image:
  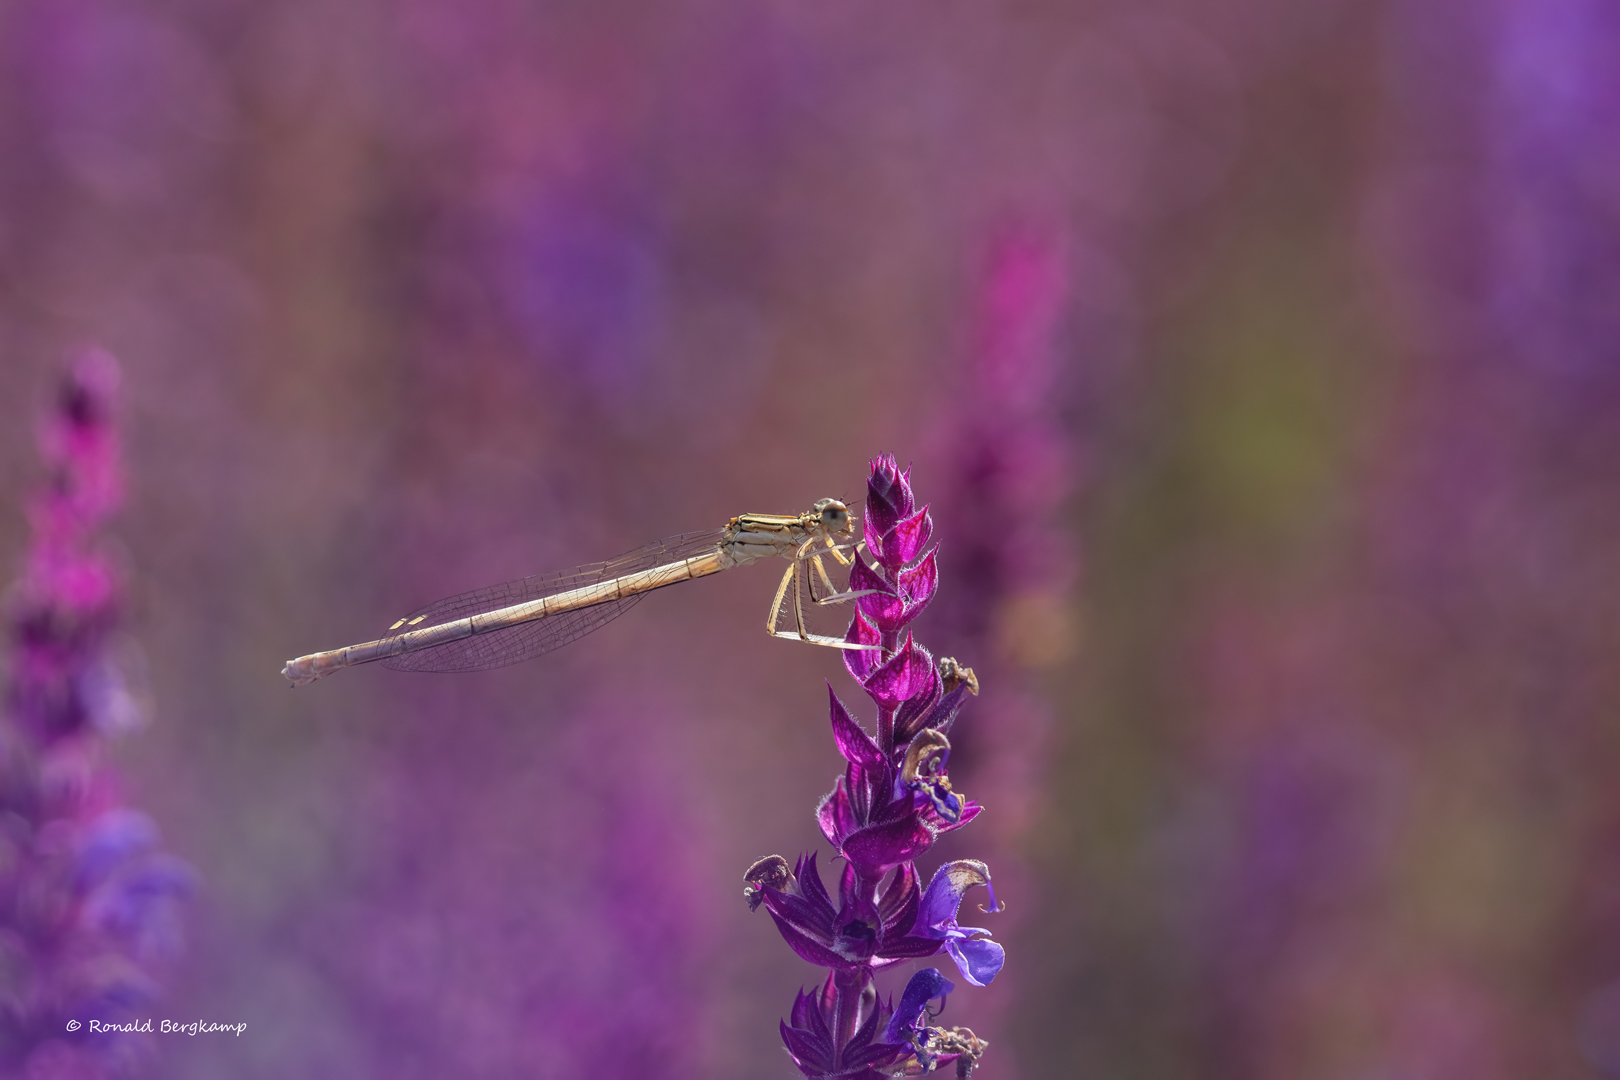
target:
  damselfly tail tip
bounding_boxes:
[282,656,322,687]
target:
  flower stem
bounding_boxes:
[877,628,900,754]
[832,967,868,1057]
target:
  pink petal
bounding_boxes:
[863,634,935,711]
[843,610,883,683]
[828,685,884,769]
[843,815,936,874]
[884,505,934,567]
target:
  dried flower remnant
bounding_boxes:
[0,351,193,1078]
[745,456,998,1078]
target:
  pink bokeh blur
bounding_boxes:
[2,0,1618,1076]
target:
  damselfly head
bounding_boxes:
[814,498,852,536]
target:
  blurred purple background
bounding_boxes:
[1,0,1618,1076]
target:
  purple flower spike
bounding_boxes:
[748,457,998,1073]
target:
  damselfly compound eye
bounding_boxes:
[815,498,850,534]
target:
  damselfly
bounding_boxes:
[281,498,875,685]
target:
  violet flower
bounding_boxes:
[915,861,1005,988]
[882,969,987,1076]
[745,455,1000,1078]
[0,351,193,1077]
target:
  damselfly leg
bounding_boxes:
[766,537,880,650]
[806,536,860,603]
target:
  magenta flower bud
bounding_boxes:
[863,454,915,538]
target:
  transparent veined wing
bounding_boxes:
[379,529,726,673]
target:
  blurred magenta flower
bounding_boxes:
[914,227,1075,1070]
[746,456,997,1078]
[0,351,193,1078]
